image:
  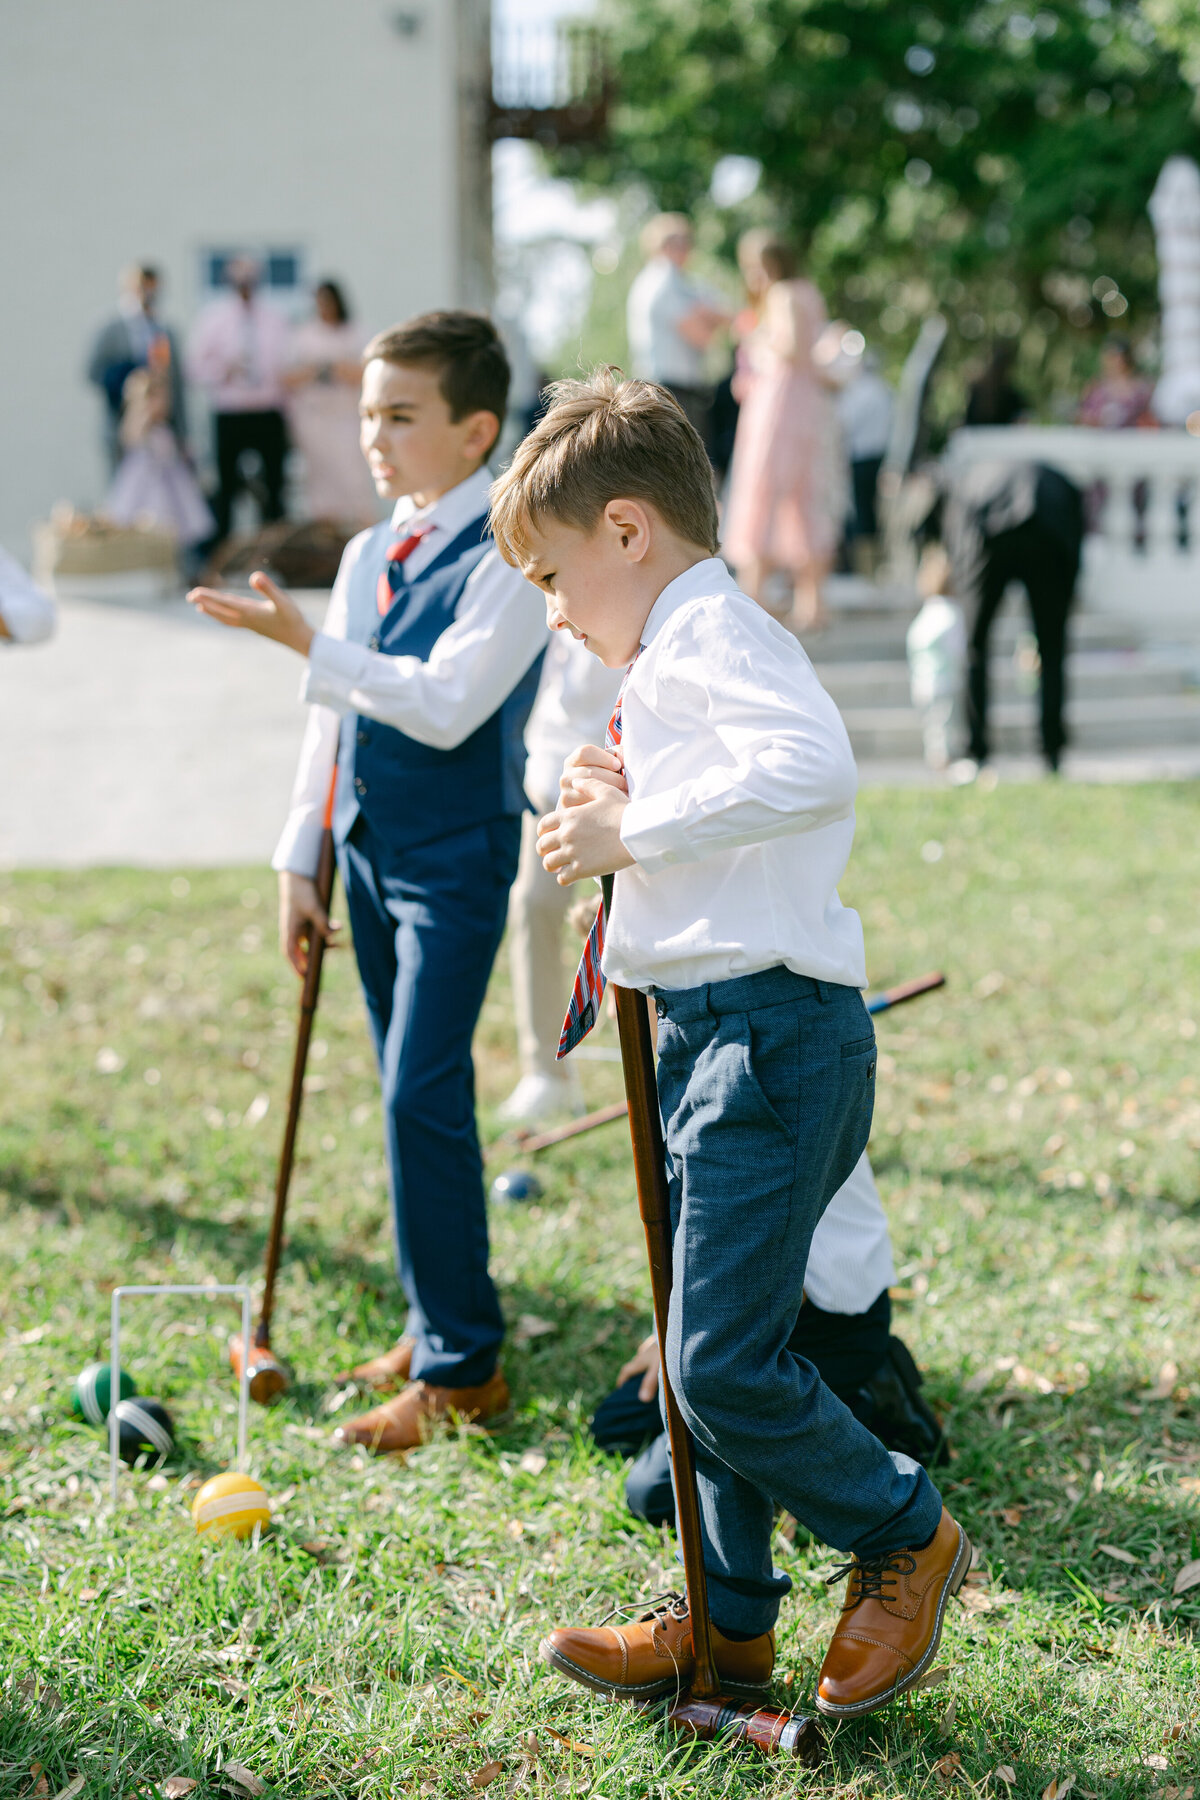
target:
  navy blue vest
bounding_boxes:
[333,513,544,852]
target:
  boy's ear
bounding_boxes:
[603,498,652,560]
[462,408,502,461]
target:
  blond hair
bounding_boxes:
[489,370,720,565]
[640,212,693,258]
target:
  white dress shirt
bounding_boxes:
[0,548,55,645]
[186,293,292,412]
[805,1152,896,1313]
[606,557,866,993]
[272,467,547,877]
[626,257,720,388]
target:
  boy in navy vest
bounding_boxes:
[190,312,547,1453]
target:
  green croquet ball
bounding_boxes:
[113,1397,175,1467]
[72,1361,136,1426]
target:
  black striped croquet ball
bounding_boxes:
[112,1397,175,1466]
[72,1361,136,1426]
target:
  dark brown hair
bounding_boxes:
[363,310,510,438]
[489,369,719,562]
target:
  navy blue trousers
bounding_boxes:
[338,812,521,1389]
[655,965,943,1634]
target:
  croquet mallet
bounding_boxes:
[609,935,824,1759]
[229,768,338,1403]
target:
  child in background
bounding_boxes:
[489,371,970,1720]
[105,347,214,556]
[906,543,966,772]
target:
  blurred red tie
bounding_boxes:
[376,525,432,617]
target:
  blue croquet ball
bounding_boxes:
[489,1168,543,1204]
[72,1361,137,1426]
[113,1397,175,1467]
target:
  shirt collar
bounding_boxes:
[640,556,733,647]
[391,464,493,541]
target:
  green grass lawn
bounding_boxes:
[1,782,1198,1799]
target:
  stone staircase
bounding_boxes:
[807,581,1200,765]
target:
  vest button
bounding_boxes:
[356,729,369,745]
[354,776,367,795]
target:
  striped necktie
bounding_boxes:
[556,652,640,1060]
[376,524,432,616]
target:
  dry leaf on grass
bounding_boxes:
[543,1727,596,1757]
[1042,1776,1075,1800]
[1152,1361,1180,1400]
[1001,1506,1026,1527]
[513,1315,556,1344]
[1172,1558,1200,1596]
[1144,1755,1171,1771]
[469,1763,503,1790]
[934,1752,961,1785]
[220,1765,265,1797]
[29,1775,49,1800]
[1098,1544,1139,1565]
[17,1678,64,1713]
[1165,1722,1188,1743]
[914,1664,950,1691]
[1101,1589,1127,1605]
[960,1587,994,1614]
[51,1778,85,1800]
[518,1448,547,1475]
[993,1769,1017,1787]
[160,1782,198,1798]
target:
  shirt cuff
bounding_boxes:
[619,790,697,875]
[300,631,369,710]
[271,811,324,878]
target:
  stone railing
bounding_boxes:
[944,425,1200,614]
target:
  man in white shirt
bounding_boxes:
[190,313,547,1456]
[490,371,969,1721]
[186,257,292,544]
[625,214,730,452]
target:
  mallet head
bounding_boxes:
[229,1331,289,1405]
[664,1693,823,1763]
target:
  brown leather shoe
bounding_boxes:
[338,1336,416,1391]
[815,1506,971,1718]
[331,1369,510,1455]
[541,1593,774,1702]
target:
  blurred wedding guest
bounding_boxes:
[0,547,55,645]
[87,264,185,471]
[964,341,1027,426]
[186,256,291,544]
[1077,335,1155,429]
[283,280,377,526]
[104,359,214,557]
[498,630,622,1125]
[837,346,893,566]
[722,231,845,632]
[626,213,731,451]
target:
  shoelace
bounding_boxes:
[597,1588,688,1629]
[826,1550,917,1607]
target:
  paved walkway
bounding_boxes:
[3,594,1196,869]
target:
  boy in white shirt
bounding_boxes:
[488,371,970,1720]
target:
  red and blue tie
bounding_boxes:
[557,654,639,1060]
[376,524,431,616]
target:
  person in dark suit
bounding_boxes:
[944,460,1085,773]
[87,265,186,469]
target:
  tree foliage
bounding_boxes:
[555,0,1200,410]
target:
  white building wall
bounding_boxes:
[0,0,491,558]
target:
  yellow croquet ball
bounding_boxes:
[191,1472,271,1540]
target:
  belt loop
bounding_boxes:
[815,979,830,1003]
[703,981,718,1020]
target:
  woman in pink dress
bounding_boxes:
[283,280,377,527]
[723,233,845,632]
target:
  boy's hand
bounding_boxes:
[188,571,314,657]
[278,871,340,977]
[536,779,634,886]
[559,742,627,800]
[617,1332,661,1404]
